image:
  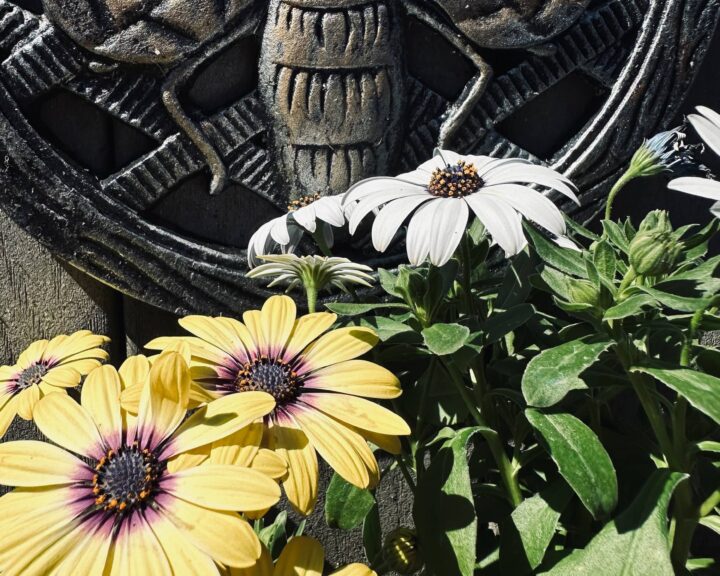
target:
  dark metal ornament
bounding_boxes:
[0,0,717,315]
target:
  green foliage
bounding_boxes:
[325,472,376,530]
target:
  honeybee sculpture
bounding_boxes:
[0,0,714,314]
[41,0,590,198]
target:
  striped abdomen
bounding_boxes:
[259,0,405,200]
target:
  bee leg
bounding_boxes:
[162,60,227,196]
[401,0,493,148]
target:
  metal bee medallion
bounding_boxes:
[0,0,717,314]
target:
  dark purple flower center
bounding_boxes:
[236,357,302,405]
[16,363,48,390]
[428,161,484,198]
[92,444,163,514]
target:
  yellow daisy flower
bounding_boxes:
[0,351,280,575]
[0,330,109,437]
[146,295,410,515]
[229,536,377,575]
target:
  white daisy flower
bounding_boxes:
[668,106,720,218]
[247,254,374,303]
[342,149,579,266]
[247,194,346,267]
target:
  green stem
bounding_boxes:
[444,359,523,508]
[304,281,317,314]
[395,454,416,494]
[461,232,475,314]
[604,170,635,221]
[618,266,638,296]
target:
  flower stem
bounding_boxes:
[604,170,635,221]
[443,359,523,508]
[461,232,475,314]
[304,281,318,314]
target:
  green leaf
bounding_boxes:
[414,427,480,576]
[541,470,687,576]
[602,220,630,253]
[696,440,720,454]
[498,251,535,308]
[639,287,713,313]
[526,224,588,278]
[593,239,617,281]
[500,481,572,574]
[632,366,720,425]
[325,302,409,316]
[526,410,618,519]
[257,511,288,559]
[539,266,572,300]
[603,293,657,320]
[482,304,536,345]
[325,473,376,530]
[358,316,418,342]
[522,336,613,407]
[699,515,720,537]
[422,323,471,356]
[363,502,383,566]
[378,268,401,298]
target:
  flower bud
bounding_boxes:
[383,528,423,574]
[567,279,601,307]
[629,211,681,276]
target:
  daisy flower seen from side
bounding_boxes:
[669,106,720,218]
[343,149,578,266]
[146,295,410,515]
[0,351,280,575]
[0,330,109,438]
[247,194,346,267]
[228,536,377,576]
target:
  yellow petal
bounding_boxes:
[59,355,108,376]
[120,382,143,414]
[164,392,275,458]
[16,340,48,369]
[167,445,211,474]
[0,395,18,439]
[146,508,220,575]
[106,512,173,576]
[15,384,40,420]
[260,295,296,356]
[189,382,219,407]
[146,336,229,365]
[242,310,267,356]
[302,394,410,436]
[81,365,122,451]
[271,422,318,515]
[283,312,337,362]
[331,564,377,576]
[274,536,324,576]
[354,427,402,455]
[166,464,280,512]
[250,448,288,479]
[300,328,378,373]
[137,351,191,450]
[214,316,259,359]
[40,366,82,389]
[290,407,375,489]
[305,360,401,399]
[161,496,261,568]
[0,440,89,486]
[179,316,244,355]
[210,421,264,467]
[45,331,109,364]
[52,518,113,576]
[33,393,105,459]
[118,355,151,388]
[227,544,273,576]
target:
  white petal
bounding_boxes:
[248,221,274,267]
[668,177,720,201]
[484,164,579,203]
[428,198,469,266]
[344,177,407,204]
[405,199,440,265]
[554,235,582,251]
[371,195,432,252]
[291,205,318,233]
[349,187,429,234]
[471,156,527,177]
[314,197,345,227]
[434,149,462,166]
[270,215,292,245]
[689,112,720,158]
[482,184,566,236]
[711,201,720,219]
[465,194,527,256]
